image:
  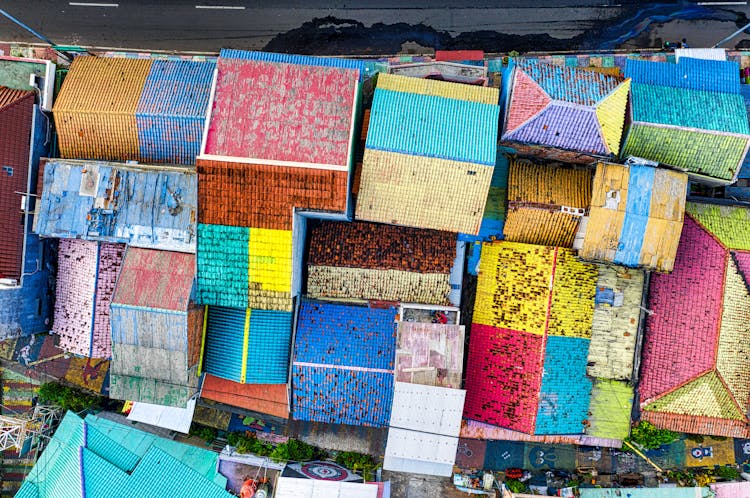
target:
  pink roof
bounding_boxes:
[463,324,544,434]
[640,217,726,401]
[112,248,195,312]
[733,250,750,287]
[205,59,358,166]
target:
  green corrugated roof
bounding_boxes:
[622,124,748,182]
[632,83,750,135]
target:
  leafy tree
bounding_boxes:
[627,421,678,449]
[37,382,102,413]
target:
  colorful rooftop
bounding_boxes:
[202,305,292,384]
[292,301,397,427]
[53,57,215,164]
[200,374,289,419]
[640,203,750,437]
[35,159,197,253]
[503,159,591,247]
[0,86,34,281]
[622,57,750,185]
[580,162,687,272]
[306,220,456,304]
[109,248,202,407]
[53,239,124,359]
[355,73,499,234]
[501,59,629,163]
[396,322,465,389]
[16,411,231,498]
[464,241,597,435]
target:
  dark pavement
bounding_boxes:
[1,1,750,54]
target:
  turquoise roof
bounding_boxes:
[631,82,749,134]
[17,412,231,498]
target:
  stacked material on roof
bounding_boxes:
[640,203,750,438]
[356,73,499,234]
[622,57,750,185]
[202,305,292,385]
[16,411,232,498]
[200,374,289,419]
[501,59,629,164]
[503,159,592,247]
[292,301,397,427]
[35,159,197,253]
[579,162,687,272]
[52,57,215,164]
[307,220,456,304]
[53,239,125,358]
[0,87,35,281]
[383,382,465,477]
[197,224,292,311]
[395,322,465,389]
[109,248,202,408]
[389,61,488,85]
[465,241,599,435]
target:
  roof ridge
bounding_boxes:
[714,368,749,423]
[0,86,34,113]
[640,366,716,407]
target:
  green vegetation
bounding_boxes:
[335,451,378,481]
[714,465,740,480]
[504,479,527,493]
[269,438,323,462]
[189,423,218,444]
[227,432,274,456]
[627,421,678,450]
[37,382,102,413]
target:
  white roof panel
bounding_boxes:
[674,48,726,62]
[274,478,379,498]
[389,382,465,437]
[383,427,458,476]
[127,398,196,433]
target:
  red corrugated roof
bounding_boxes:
[205,58,358,167]
[0,87,34,280]
[201,374,289,419]
[435,50,484,61]
[112,247,195,311]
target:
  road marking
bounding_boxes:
[68,2,119,6]
[195,5,246,9]
[698,1,747,5]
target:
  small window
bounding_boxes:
[2,166,12,177]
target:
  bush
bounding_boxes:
[189,423,217,444]
[714,466,740,480]
[227,432,273,456]
[627,421,678,450]
[335,451,378,480]
[504,479,527,493]
[37,382,102,413]
[269,438,320,462]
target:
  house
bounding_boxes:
[355,73,499,234]
[465,241,641,440]
[35,159,197,253]
[306,220,458,305]
[639,201,750,438]
[16,411,232,498]
[109,248,203,408]
[0,55,56,339]
[503,159,592,247]
[52,239,125,358]
[622,57,750,185]
[500,59,630,164]
[291,300,397,427]
[52,57,215,164]
[579,161,687,272]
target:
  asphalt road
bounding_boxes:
[1,1,749,54]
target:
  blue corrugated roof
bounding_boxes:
[292,365,394,427]
[366,88,499,166]
[246,309,293,384]
[294,301,397,370]
[631,82,749,134]
[516,59,621,106]
[35,160,197,252]
[625,57,741,94]
[204,305,246,383]
[535,336,592,435]
[219,49,368,79]
[613,164,654,267]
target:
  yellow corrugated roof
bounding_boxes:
[507,159,592,208]
[376,73,499,105]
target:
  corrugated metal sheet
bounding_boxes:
[35,159,197,252]
[91,242,126,358]
[113,248,194,311]
[135,60,216,164]
[389,382,464,436]
[580,487,708,498]
[203,306,246,383]
[366,89,498,166]
[0,87,34,281]
[376,73,496,104]
[625,56,739,93]
[205,58,358,166]
[200,374,289,418]
[396,323,464,389]
[274,478,379,498]
[111,307,188,350]
[219,49,367,79]
[383,428,457,477]
[516,59,623,106]
[435,50,484,61]
[586,380,634,441]
[355,150,493,234]
[109,372,198,408]
[197,158,348,230]
[53,57,152,161]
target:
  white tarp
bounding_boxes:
[127,398,196,433]
[674,48,726,62]
[383,382,466,476]
[274,477,379,498]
